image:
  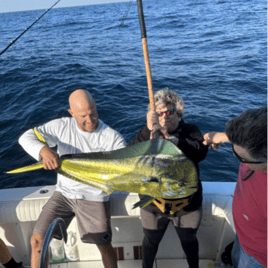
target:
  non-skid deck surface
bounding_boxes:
[49,260,150,268]
[47,259,219,268]
[157,259,215,268]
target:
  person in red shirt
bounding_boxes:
[203,107,267,268]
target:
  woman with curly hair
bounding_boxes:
[129,87,208,268]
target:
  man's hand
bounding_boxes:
[203,132,229,150]
[39,146,60,170]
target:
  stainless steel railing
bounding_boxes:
[39,218,67,268]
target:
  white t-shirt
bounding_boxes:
[19,117,126,201]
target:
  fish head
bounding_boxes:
[159,156,198,199]
[138,176,162,197]
[133,152,198,199]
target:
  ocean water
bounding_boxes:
[0,0,266,189]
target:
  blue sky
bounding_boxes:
[0,0,128,13]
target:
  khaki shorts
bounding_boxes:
[34,191,112,245]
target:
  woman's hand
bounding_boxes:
[149,123,179,145]
[147,110,159,131]
[203,132,229,150]
[147,110,178,145]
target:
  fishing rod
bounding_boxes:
[136,0,160,138]
[136,0,155,111]
[0,0,61,57]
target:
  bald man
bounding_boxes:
[19,89,126,268]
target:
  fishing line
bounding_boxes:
[0,0,61,57]
[119,0,134,27]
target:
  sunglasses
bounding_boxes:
[232,145,264,164]
[157,109,175,117]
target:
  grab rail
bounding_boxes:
[39,218,67,268]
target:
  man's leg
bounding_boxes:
[30,192,75,268]
[0,238,12,265]
[231,236,240,268]
[231,236,266,268]
[97,243,118,268]
[76,200,115,267]
[30,233,47,268]
[0,238,25,268]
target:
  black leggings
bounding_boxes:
[142,226,199,268]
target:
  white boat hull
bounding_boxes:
[0,181,236,267]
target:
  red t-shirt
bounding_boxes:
[232,163,267,266]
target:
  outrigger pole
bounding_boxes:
[0,0,61,56]
[136,0,160,138]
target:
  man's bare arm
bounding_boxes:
[203,132,230,150]
[39,146,60,170]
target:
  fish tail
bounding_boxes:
[6,162,44,174]
[7,129,47,174]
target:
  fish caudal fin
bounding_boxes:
[132,196,155,210]
[6,162,44,174]
[7,129,47,174]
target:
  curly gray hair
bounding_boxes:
[225,107,267,161]
[148,87,184,118]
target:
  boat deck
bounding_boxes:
[46,259,230,268]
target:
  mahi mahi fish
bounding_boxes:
[7,130,198,208]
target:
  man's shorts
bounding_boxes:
[34,191,112,245]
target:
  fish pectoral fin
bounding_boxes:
[6,161,44,174]
[132,196,155,210]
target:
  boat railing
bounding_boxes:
[39,217,67,268]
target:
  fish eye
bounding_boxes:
[149,177,159,183]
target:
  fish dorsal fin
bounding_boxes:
[33,128,47,144]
